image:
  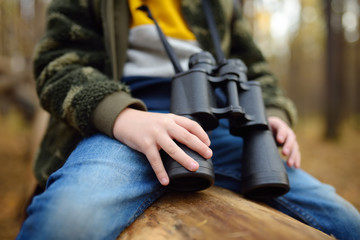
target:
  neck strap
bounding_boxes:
[137,5,184,73]
[202,0,226,64]
[138,1,226,72]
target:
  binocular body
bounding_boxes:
[161,51,290,199]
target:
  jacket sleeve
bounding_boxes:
[33,0,146,137]
[229,5,298,127]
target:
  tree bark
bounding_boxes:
[324,0,345,139]
[118,187,335,240]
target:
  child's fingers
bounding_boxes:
[286,142,301,168]
[168,123,213,160]
[174,115,211,146]
[268,117,301,168]
[268,117,287,145]
[157,134,200,171]
[145,147,170,186]
[282,131,296,156]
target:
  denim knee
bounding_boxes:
[265,167,360,240]
[27,187,116,239]
[17,134,165,240]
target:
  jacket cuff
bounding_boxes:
[266,108,292,127]
[92,91,147,137]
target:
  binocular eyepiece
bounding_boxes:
[162,51,290,199]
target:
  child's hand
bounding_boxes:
[113,108,213,186]
[268,117,301,168]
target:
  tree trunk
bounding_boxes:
[324,0,345,139]
[118,187,334,240]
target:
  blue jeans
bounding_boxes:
[17,120,360,240]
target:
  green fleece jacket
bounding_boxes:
[33,0,297,188]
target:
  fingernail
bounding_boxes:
[190,162,199,171]
[160,177,169,186]
[206,149,213,158]
[283,147,289,155]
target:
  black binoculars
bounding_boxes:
[161,51,290,199]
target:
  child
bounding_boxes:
[17,1,360,239]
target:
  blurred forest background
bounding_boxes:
[0,0,359,239]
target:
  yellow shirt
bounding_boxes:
[124,0,202,77]
[128,0,196,40]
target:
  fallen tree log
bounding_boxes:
[118,186,334,240]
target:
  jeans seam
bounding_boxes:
[127,187,166,227]
[273,197,325,232]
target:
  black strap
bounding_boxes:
[138,5,184,74]
[138,2,226,73]
[202,0,226,64]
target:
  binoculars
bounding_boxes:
[161,51,290,199]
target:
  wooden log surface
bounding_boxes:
[118,186,334,240]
